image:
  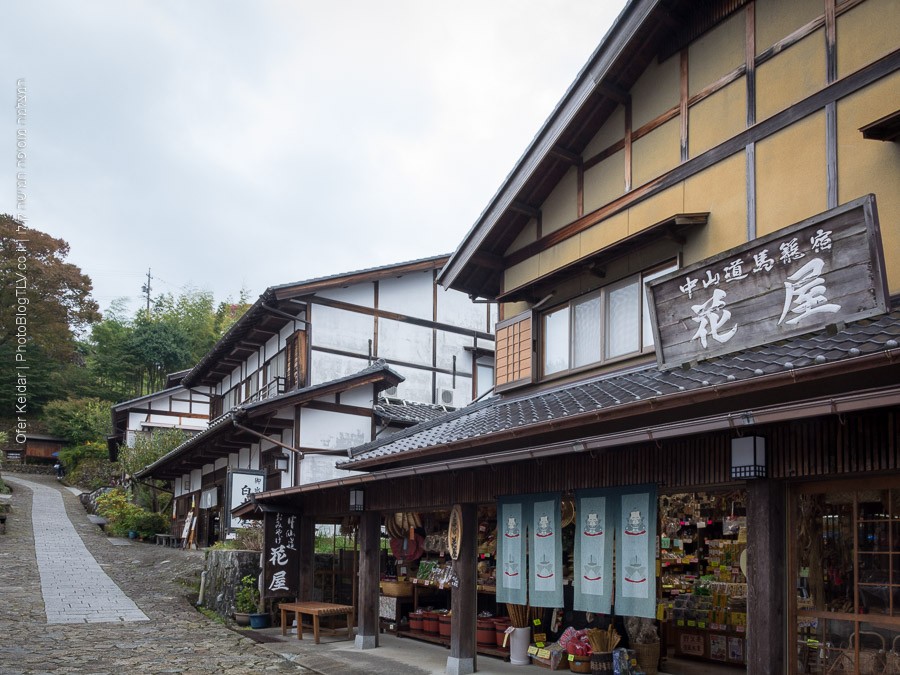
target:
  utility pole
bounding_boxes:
[141,268,152,314]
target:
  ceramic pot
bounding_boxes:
[234,612,251,627]
[249,613,271,629]
[509,626,531,666]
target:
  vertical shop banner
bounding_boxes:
[497,498,528,606]
[615,486,658,618]
[529,493,563,608]
[263,511,299,599]
[573,491,616,614]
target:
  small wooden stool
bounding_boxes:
[279,601,355,644]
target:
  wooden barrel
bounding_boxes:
[438,613,452,637]
[423,611,439,634]
[476,618,495,646]
[494,619,511,649]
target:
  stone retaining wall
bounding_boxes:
[202,549,262,619]
[1,464,55,476]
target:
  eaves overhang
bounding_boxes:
[135,360,404,480]
[437,0,658,298]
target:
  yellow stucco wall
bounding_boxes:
[837,71,900,294]
[584,150,626,214]
[689,78,748,158]
[505,217,539,256]
[583,105,625,160]
[628,185,685,235]
[837,0,898,79]
[633,118,681,187]
[504,256,540,294]
[689,11,745,97]
[580,211,629,259]
[540,236,582,278]
[756,111,827,236]
[683,152,748,265]
[631,53,680,129]
[756,29,826,122]
[755,0,823,54]
[541,166,579,235]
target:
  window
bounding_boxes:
[541,261,677,376]
[791,480,900,674]
[495,313,532,390]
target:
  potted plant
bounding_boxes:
[234,574,271,629]
[234,574,259,627]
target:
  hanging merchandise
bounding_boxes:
[530,493,563,608]
[573,490,615,615]
[497,497,528,605]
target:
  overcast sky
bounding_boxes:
[2,1,627,315]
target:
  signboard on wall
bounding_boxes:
[647,195,888,370]
[263,511,299,599]
[225,469,265,531]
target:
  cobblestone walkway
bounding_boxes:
[6,476,148,624]
[0,473,309,674]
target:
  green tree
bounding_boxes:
[0,216,101,417]
[42,397,111,445]
[119,427,187,512]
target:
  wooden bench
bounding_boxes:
[280,601,355,644]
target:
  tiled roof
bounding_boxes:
[135,360,402,479]
[374,398,456,426]
[341,300,900,467]
[269,254,450,294]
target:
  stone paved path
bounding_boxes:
[7,476,148,624]
[0,473,309,674]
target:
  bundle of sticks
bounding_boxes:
[506,603,529,628]
[586,625,621,653]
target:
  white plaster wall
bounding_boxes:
[310,304,373,353]
[298,454,362,485]
[389,365,433,403]
[202,463,214,475]
[316,283,375,308]
[190,469,202,492]
[437,288,491,331]
[435,330,474,371]
[299,408,371,450]
[341,385,373,408]
[377,318,433,366]
[378,273,434,321]
[310,351,370,387]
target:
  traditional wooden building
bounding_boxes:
[135,256,496,547]
[247,0,899,673]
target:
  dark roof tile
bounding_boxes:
[340,300,900,468]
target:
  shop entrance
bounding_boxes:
[790,477,900,675]
[658,490,748,674]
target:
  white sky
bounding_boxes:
[2,1,627,314]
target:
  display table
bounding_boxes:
[279,601,355,644]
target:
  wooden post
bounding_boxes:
[746,479,786,673]
[298,515,316,601]
[447,503,477,675]
[355,510,381,649]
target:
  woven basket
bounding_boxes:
[633,641,660,675]
[380,580,413,597]
[569,658,591,673]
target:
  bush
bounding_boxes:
[132,510,169,538]
[94,487,163,537]
[58,441,109,474]
[234,574,260,614]
[67,457,121,491]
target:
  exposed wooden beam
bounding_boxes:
[509,201,541,219]
[549,145,582,165]
[596,81,629,104]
